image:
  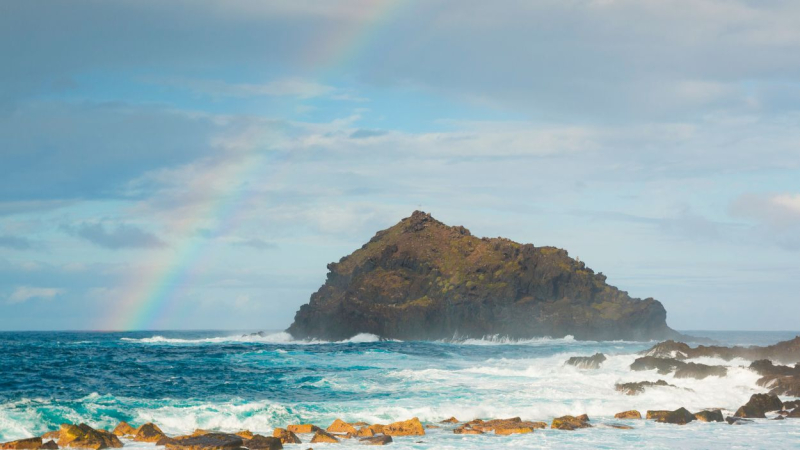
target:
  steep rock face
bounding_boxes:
[288,211,679,341]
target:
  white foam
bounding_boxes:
[119,332,387,345]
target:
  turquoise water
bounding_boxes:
[1,330,798,449]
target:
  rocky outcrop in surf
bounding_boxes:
[642,337,800,364]
[288,211,681,341]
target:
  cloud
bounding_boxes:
[730,193,800,229]
[0,235,33,250]
[150,77,339,99]
[231,238,278,250]
[7,286,62,304]
[63,222,166,249]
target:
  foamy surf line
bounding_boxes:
[119,332,385,345]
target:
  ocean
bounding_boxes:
[1,330,798,449]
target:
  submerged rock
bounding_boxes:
[725,416,752,425]
[565,353,607,369]
[164,433,243,450]
[734,393,783,418]
[614,410,641,419]
[693,410,724,422]
[359,435,392,446]
[383,418,425,436]
[551,415,591,430]
[1,438,43,449]
[242,435,282,450]
[287,211,680,341]
[615,379,675,395]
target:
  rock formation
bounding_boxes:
[288,211,680,341]
[642,337,800,364]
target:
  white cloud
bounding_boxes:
[150,77,347,100]
[731,193,800,228]
[7,286,62,304]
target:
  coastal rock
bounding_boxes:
[286,425,319,434]
[468,418,544,434]
[606,424,633,429]
[287,211,680,341]
[656,408,695,425]
[693,410,724,422]
[565,353,607,369]
[1,438,42,449]
[725,417,752,425]
[134,423,166,443]
[440,417,459,424]
[235,431,254,440]
[353,428,374,438]
[734,393,783,418]
[614,410,641,419]
[494,427,533,435]
[367,425,385,435]
[40,434,59,442]
[788,408,800,418]
[40,442,57,450]
[383,418,424,436]
[750,360,800,397]
[241,435,282,450]
[551,415,591,430]
[615,380,675,395]
[630,357,726,379]
[645,411,670,421]
[57,424,123,450]
[453,426,482,435]
[642,337,800,364]
[326,419,357,434]
[783,400,800,410]
[309,431,338,444]
[271,429,300,444]
[111,422,136,438]
[164,433,243,450]
[359,435,392,445]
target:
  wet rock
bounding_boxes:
[772,416,785,420]
[750,360,800,397]
[424,425,439,429]
[630,357,726,379]
[783,400,800,410]
[40,434,59,442]
[235,431,254,440]
[309,431,338,444]
[165,433,244,450]
[353,428,373,438]
[359,436,392,446]
[646,411,670,421]
[40,442,57,450]
[642,336,800,364]
[383,418,425,436]
[111,422,136,438]
[242,435,282,450]
[494,427,533,435]
[565,353,607,369]
[615,380,675,396]
[614,410,641,419]
[57,424,123,450]
[453,426,482,435]
[326,419,356,434]
[1,438,43,449]
[551,415,591,430]
[440,417,459,424]
[286,425,319,434]
[693,410,723,422]
[576,414,589,422]
[287,211,681,342]
[272,429,300,445]
[367,425,385,435]
[787,408,800,418]
[134,423,167,443]
[656,407,695,425]
[606,424,633,429]
[725,416,752,425]
[734,393,783,418]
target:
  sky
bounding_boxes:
[1,0,799,332]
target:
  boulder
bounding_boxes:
[359,436,392,446]
[453,426,482,435]
[734,393,783,418]
[134,423,166,443]
[235,431,254,440]
[646,411,670,420]
[353,428,373,438]
[606,424,633,429]
[383,418,424,436]
[57,424,123,450]
[326,419,356,434]
[367,425,385,435]
[551,416,591,430]
[440,417,459,424]
[494,427,533,435]
[693,410,723,422]
[1,438,43,449]
[286,425,319,434]
[783,400,800,410]
[656,407,695,425]
[241,435,282,450]
[614,410,641,419]
[725,416,752,425]
[565,353,607,369]
[111,422,136,438]
[40,442,57,450]
[641,340,692,360]
[164,433,244,450]
[787,408,800,418]
[615,380,675,396]
[271,429,300,445]
[309,431,338,444]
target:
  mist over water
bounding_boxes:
[1,330,798,449]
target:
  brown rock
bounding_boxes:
[494,427,533,435]
[326,419,356,434]
[271,429,300,445]
[359,436,392,446]
[734,393,783,418]
[565,353,606,370]
[165,433,243,450]
[40,433,59,441]
[453,426,482,435]
[551,416,591,430]
[242,435,282,450]
[40,442,58,450]
[383,418,425,436]
[656,407,695,425]
[286,425,319,434]
[646,411,670,420]
[112,422,136,438]
[440,417,459,424]
[614,410,641,419]
[693,410,724,422]
[367,424,384,435]
[134,423,166,443]
[235,431,254,440]
[615,380,676,396]
[309,431,338,444]
[607,424,633,430]
[787,408,800,418]
[1,438,42,449]
[353,428,373,438]
[58,424,123,450]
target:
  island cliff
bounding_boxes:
[288,211,681,341]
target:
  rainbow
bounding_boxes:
[105,1,411,331]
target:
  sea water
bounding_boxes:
[1,330,799,449]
